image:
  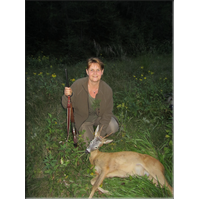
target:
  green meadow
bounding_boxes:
[25,52,173,197]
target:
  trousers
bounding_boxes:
[78,117,119,145]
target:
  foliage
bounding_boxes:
[26,1,172,60]
[25,53,173,197]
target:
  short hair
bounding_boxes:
[87,57,104,70]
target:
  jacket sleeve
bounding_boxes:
[61,94,68,109]
[99,89,113,133]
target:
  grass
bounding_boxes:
[25,52,173,198]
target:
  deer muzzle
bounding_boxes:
[85,149,91,154]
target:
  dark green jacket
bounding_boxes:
[62,77,118,133]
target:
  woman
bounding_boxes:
[62,57,119,145]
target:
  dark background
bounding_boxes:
[26,1,173,61]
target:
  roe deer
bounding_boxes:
[85,125,173,198]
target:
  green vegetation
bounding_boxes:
[25,52,173,197]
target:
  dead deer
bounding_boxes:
[85,125,173,198]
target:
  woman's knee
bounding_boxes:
[107,117,119,134]
[79,122,94,144]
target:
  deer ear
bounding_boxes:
[103,139,113,144]
[94,125,100,137]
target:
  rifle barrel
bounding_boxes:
[65,69,69,87]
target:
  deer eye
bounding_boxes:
[94,146,98,149]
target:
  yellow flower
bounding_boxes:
[148,70,150,73]
[141,74,143,76]
[100,184,103,188]
[71,78,75,82]
[151,72,154,75]
[144,77,146,79]
[90,173,94,176]
[50,65,53,68]
[165,135,170,138]
[140,66,144,69]
[33,73,36,75]
[38,72,43,75]
[165,77,167,80]
[139,79,142,81]
[55,122,57,124]
[117,104,121,108]
[62,83,65,87]
[133,75,136,78]
[52,73,56,78]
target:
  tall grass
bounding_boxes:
[25,51,173,197]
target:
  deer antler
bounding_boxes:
[99,125,104,134]
[98,125,113,139]
[102,132,114,139]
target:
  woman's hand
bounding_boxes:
[64,87,73,96]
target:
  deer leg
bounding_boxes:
[97,187,110,194]
[135,164,173,195]
[90,174,110,194]
[90,175,98,186]
[148,170,173,195]
[89,171,107,198]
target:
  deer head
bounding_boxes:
[85,125,113,154]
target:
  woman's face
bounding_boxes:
[86,63,104,83]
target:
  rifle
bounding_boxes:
[65,69,78,147]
